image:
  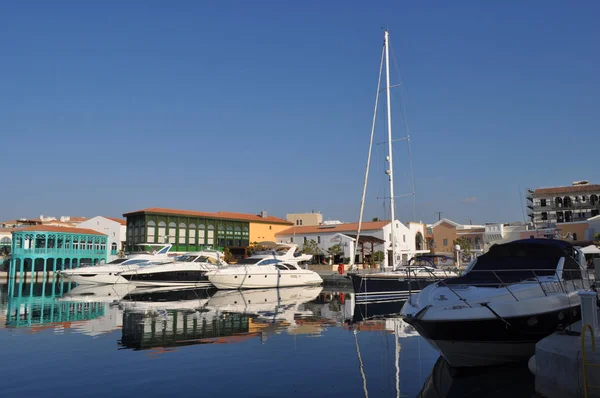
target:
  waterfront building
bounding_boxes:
[426,218,485,259]
[122,207,292,253]
[9,225,108,280]
[76,216,127,262]
[275,220,428,267]
[526,180,600,227]
[286,212,323,227]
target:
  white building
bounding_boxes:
[77,216,127,262]
[275,220,428,267]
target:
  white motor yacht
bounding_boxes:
[58,244,174,285]
[400,239,590,367]
[206,259,323,290]
[249,242,313,265]
[118,250,227,287]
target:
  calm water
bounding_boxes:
[0,282,535,397]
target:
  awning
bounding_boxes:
[581,245,600,254]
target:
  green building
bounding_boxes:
[123,207,292,253]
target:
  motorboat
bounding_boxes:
[248,242,313,265]
[205,260,323,289]
[57,244,174,285]
[118,250,227,287]
[401,239,590,367]
[349,254,456,303]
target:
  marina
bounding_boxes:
[1,3,599,397]
[0,281,536,398]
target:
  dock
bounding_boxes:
[535,308,600,397]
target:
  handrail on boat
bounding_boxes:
[405,267,588,307]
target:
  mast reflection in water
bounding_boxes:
[0,282,534,397]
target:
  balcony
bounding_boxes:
[12,248,107,257]
[530,202,600,211]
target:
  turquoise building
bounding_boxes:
[9,225,108,281]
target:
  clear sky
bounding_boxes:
[1,1,598,225]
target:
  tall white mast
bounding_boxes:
[384,30,396,270]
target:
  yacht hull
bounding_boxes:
[404,305,581,367]
[349,273,436,302]
[122,270,213,288]
[59,271,129,285]
[208,273,323,290]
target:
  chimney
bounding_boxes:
[261,210,267,218]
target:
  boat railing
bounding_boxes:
[407,267,588,307]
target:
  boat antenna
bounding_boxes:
[353,42,385,270]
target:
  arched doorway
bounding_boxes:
[555,197,563,208]
[415,232,424,251]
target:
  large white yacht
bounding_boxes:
[118,250,227,287]
[58,244,174,285]
[206,259,323,289]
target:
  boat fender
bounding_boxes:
[339,292,345,304]
[528,355,536,375]
[338,264,344,275]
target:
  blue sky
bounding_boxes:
[1,1,598,225]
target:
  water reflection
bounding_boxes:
[0,282,535,397]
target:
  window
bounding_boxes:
[317,236,321,244]
[269,225,272,230]
[573,233,578,241]
[299,220,303,226]
[207,224,214,245]
[189,224,196,244]
[557,211,564,223]
[555,197,563,208]
[540,199,547,207]
[443,238,448,247]
[110,242,118,255]
[147,221,156,243]
[592,209,599,217]
[541,212,548,221]
[179,223,187,244]
[290,237,294,243]
[403,235,406,243]
[582,196,587,202]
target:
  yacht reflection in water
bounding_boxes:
[118,286,325,351]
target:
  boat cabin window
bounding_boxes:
[284,263,298,270]
[121,259,151,265]
[236,258,262,265]
[108,258,129,264]
[258,259,280,265]
[275,263,290,270]
[194,256,218,264]
[177,255,198,262]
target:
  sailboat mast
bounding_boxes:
[384,30,396,270]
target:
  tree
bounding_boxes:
[372,217,380,222]
[302,239,321,255]
[0,246,10,256]
[594,233,600,244]
[373,251,385,263]
[327,244,344,260]
[223,247,234,263]
[453,237,472,259]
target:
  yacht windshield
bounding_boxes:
[177,255,198,262]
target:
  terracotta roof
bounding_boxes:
[12,225,107,236]
[534,184,600,196]
[68,217,88,222]
[104,217,126,225]
[123,207,292,225]
[276,221,390,236]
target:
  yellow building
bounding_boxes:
[285,212,323,227]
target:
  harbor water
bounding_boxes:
[0,282,536,397]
